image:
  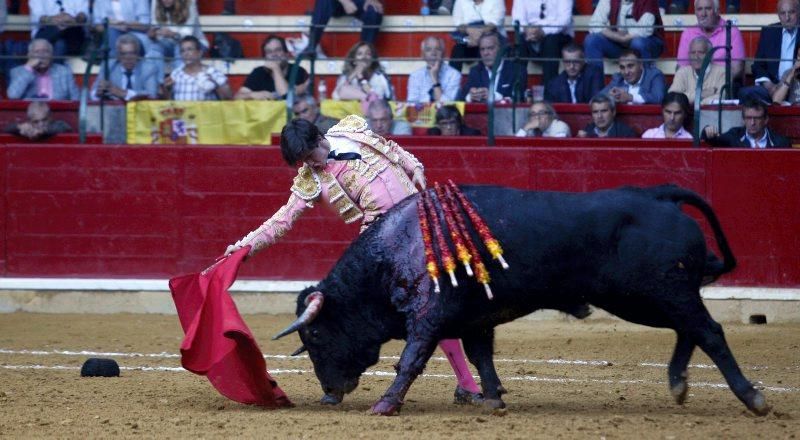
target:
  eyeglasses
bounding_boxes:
[529,111,552,118]
[437,119,458,127]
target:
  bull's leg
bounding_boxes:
[371,338,438,416]
[461,329,506,410]
[681,304,770,416]
[668,333,695,404]
[438,339,483,405]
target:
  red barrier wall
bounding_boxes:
[1,142,799,288]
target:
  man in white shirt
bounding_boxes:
[406,36,462,103]
[91,0,151,57]
[448,0,506,72]
[29,0,89,56]
[515,100,571,137]
[511,0,574,85]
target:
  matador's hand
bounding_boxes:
[412,168,426,191]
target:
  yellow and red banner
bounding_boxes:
[126,101,287,145]
[320,101,466,128]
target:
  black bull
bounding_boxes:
[274,184,769,416]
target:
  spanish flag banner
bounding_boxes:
[320,101,466,128]
[126,101,287,145]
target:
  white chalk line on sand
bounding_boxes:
[1,364,797,393]
[2,348,791,373]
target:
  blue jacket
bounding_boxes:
[7,63,80,100]
[751,23,800,84]
[457,60,527,101]
[544,65,605,103]
[90,59,161,100]
[598,66,666,104]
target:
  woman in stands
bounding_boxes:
[770,60,800,105]
[148,0,208,78]
[332,41,394,103]
[426,105,481,136]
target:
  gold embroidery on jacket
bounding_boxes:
[291,165,321,201]
[321,169,364,224]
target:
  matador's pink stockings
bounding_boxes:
[438,339,480,393]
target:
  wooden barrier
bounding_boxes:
[1,142,798,288]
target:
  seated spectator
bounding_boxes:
[426,104,481,135]
[91,33,160,101]
[92,0,152,57]
[660,0,688,14]
[512,0,574,86]
[515,100,571,137]
[160,36,232,101]
[544,43,604,103]
[449,0,506,72]
[306,0,383,51]
[149,0,208,78]
[669,36,725,105]
[457,31,527,102]
[407,36,461,103]
[583,0,664,73]
[599,48,666,104]
[739,0,800,103]
[292,93,339,133]
[642,92,693,139]
[770,60,800,104]
[577,93,638,138]
[701,99,792,148]
[29,0,88,57]
[333,42,393,101]
[4,101,72,141]
[7,39,79,100]
[366,100,412,136]
[675,0,745,82]
[235,35,310,100]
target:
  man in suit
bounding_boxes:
[701,99,792,148]
[598,48,666,104]
[91,33,160,101]
[456,31,527,102]
[544,43,604,103]
[740,0,800,103]
[577,93,638,138]
[6,39,79,100]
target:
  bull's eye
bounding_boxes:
[311,329,320,339]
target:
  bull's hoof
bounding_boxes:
[370,397,403,416]
[670,381,688,405]
[482,398,506,411]
[453,386,484,406]
[320,393,342,405]
[747,390,771,416]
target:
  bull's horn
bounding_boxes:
[272,292,324,340]
[290,345,307,356]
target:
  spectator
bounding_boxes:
[515,100,571,137]
[675,0,745,81]
[726,0,739,13]
[511,0,574,85]
[92,0,152,58]
[598,48,666,104]
[584,0,664,73]
[577,93,638,138]
[660,0,688,14]
[701,99,792,148]
[449,0,506,72]
[669,36,725,104]
[407,36,461,103]
[3,101,72,141]
[332,41,393,101]
[29,0,89,57]
[770,59,800,104]
[307,0,383,50]
[426,104,481,135]
[292,93,339,133]
[740,0,800,104]
[366,100,412,136]
[149,0,208,78]
[91,33,160,101]
[235,35,310,100]
[544,43,604,103]
[7,39,80,100]
[160,36,232,101]
[642,92,693,139]
[456,31,527,102]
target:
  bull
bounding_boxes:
[273,184,770,416]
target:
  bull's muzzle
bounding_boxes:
[272,291,324,340]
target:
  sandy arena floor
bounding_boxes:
[0,312,798,439]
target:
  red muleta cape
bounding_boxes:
[169,246,292,407]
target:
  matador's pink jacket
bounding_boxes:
[232,115,424,257]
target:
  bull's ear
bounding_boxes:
[290,345,307,356]
[272,292,324,340]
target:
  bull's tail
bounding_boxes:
[647,185,736,283]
